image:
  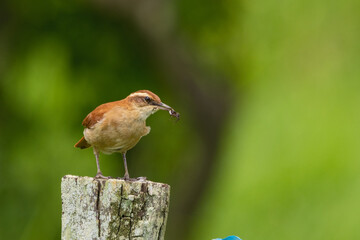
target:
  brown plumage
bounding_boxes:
[74,136,91,149]
[75,90,178,179]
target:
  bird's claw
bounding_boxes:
[116,176,147,181]
[136,176,147,181]
[94,172,112,179]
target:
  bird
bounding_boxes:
[74,90,179,180]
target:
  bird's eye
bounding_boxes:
[144,96,151,103]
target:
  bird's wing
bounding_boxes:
[82,101,122,128]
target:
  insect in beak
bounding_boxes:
[152,102,180,120]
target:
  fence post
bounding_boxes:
[61,175,170,240]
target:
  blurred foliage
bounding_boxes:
[0,0,360,239]
[189,0,360,239]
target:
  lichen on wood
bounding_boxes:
[61,175,170,240]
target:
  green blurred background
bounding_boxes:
[1,0,360,239]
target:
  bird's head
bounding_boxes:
[127,90,173,119]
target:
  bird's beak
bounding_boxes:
[153,102,173,111]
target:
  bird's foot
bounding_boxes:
[116,176,147,181]
[94,172,112,179]
[116,173,129,181]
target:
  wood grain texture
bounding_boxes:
[61,175,170,240]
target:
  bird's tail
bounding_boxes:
[74,136,91,149]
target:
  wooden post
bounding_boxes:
[61,175,170,240]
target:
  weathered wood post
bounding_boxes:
[61,175,170,240]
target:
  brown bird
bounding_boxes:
[74,90,179,179]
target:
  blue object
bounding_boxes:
[213,235,242,240]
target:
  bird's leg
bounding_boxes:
[93,148,110,179]
[122,152,130,180]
